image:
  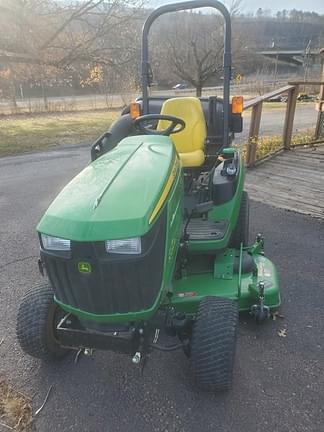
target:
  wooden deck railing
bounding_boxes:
[243,80,324,167]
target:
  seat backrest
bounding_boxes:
[157,97,207,155]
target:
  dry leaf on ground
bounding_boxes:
[278,329,288,338]
[0,377,34,431]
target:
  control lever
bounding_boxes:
[194,201,214,215]
[183,201,213,241]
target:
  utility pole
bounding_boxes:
[274,54,279,87]
[303,39,312,92]
[271,39,279,87]
[315,48,324,140]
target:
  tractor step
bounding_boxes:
[187,219,227,240]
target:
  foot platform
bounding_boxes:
[186,219,227,240]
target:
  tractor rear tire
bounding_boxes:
[16,282,69,361]
[190,296,238,392]
[231,191,249,248]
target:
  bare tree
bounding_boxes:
[0,0,144,106]
[157,12,224,96]
[0,0,143,67]
[228,0,243,17]
[151,5,259,96]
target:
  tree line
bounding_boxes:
[0,0,323,105]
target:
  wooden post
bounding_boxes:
[246,102,263,167]
[283,85,299,150]
[315,49,324,140]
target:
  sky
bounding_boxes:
[241,0,324,14]
[150,0,324,14]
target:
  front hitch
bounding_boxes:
[250,281,270,323]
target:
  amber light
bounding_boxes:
[130,102,141,119]
[232,96,244,114]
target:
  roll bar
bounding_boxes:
[141,0,232,146]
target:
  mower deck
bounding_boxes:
[172,250,280,313]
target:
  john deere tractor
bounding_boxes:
[17,0,280,391]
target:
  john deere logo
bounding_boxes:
[78,262,92,274]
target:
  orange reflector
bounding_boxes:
[232,96,244,114]
[130,102,141,119]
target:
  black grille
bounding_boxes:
[41,210,166,315]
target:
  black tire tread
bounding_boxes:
[190,296,238,391]
[16,282,67,360]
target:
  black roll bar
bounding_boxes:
[141,0,232,147]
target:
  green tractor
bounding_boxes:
[16,0,280,392]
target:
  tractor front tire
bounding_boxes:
[190,296,238,392]
[16,282,69,361]
[231,191,249,248]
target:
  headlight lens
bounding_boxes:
[41,234,71,251]
[105,237,141,254]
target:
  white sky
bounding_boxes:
[150,0,324,14]
[241,0,324,14]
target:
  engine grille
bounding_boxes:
[42,210,166,315]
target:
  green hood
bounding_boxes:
[37,135,177,241]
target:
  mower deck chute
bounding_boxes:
[16,0,280,393]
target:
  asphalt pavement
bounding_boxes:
[0,146,323,432]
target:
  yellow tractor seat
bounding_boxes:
[157,97,207,168]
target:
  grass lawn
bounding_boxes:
[0,110,118,157]
[243,101,311,116]
[0,104,316,158]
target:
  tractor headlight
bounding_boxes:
[105,237,141,255]
[41,234,71,251]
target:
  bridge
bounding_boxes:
[257,49,321,66]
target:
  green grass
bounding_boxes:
[243,101,311,116]
[0,110,118,156]
[0,109,316,160]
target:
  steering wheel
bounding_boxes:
[134,114,185,136]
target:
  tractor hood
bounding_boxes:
[37,135,178,241]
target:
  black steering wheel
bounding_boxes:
[134,114,185,136]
